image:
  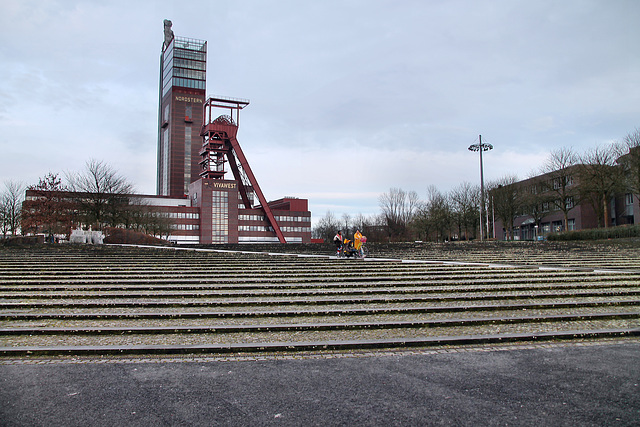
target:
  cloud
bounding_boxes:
[1,0,639,224]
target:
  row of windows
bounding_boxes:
[553,176,573,189]
[527,176,574,195]
[517,219,576,236]
[157,212,305,224]
[174,57,206,71]
[173,77,205,90]
[520,193,636,216]
[239,225,275,232]
[154,212,199,219]
[174,48,206,62]
[238,236,280,243]
[171,224,200,231]
[280,227,311,233]
[238,225,310,233]
[239,214,265,222]
[537,219,575,233]
[520,197,575,217]
[274,216,311,223]
[239,215,311,223]
[173,67,206,81]
[540,197,574,212]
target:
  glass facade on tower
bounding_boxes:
[157,36,207,197]
[161,37,207,96]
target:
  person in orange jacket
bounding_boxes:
[354,229,363,256]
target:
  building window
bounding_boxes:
[239,214,265,222]
[211,190,229,243]
[565,197,574,209]
[541,223,551,234]
[239,225,273,232]
[626,193,634,206]
[184,125,191,194]
[161,128,170,195]
[568,219,576,231]
[552,220,563,233]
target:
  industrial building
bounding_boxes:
[23,21,312,245]
[154,21,311,244]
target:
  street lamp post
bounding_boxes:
[468,135,493,241]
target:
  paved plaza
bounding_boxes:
[1,340,639,426]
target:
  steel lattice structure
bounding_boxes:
[199,96,285,243]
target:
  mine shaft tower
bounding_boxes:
[199,96,285,243]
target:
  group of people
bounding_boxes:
[333,230,366,258]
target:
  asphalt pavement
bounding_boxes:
[1,341,639,426]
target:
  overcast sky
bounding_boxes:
[1,0,639,222]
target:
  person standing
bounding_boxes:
[333,231,343,255]
[354,229,363,256]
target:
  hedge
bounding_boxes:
[547,224,640,241]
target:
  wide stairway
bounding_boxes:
[1,243,639,357]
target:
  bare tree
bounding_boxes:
[577,145,625,228]
[489,175,521,240]
[410,205,430,242]
[539,148,581,231]
[616,127,640,198]
[449,181,480,240]
[137,208,174,239]
[1,181,25,237]
[352,213,367,234]
[378,188,420,240]
[312,210,341,242]
[0,197,6,237]
[425,185,452,241]
[341,213,352,238]
[66,159,135,228]
[406,190,421,224]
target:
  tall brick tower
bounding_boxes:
[157,20,207,197]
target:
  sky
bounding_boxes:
[1,0,639,224]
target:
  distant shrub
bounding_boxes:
[548,225,640,241]
[0,235,45,246]
[103,227,170,245]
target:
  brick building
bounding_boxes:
[492,164,639,240]
[22,21,312,245]
[153,22,311,244]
